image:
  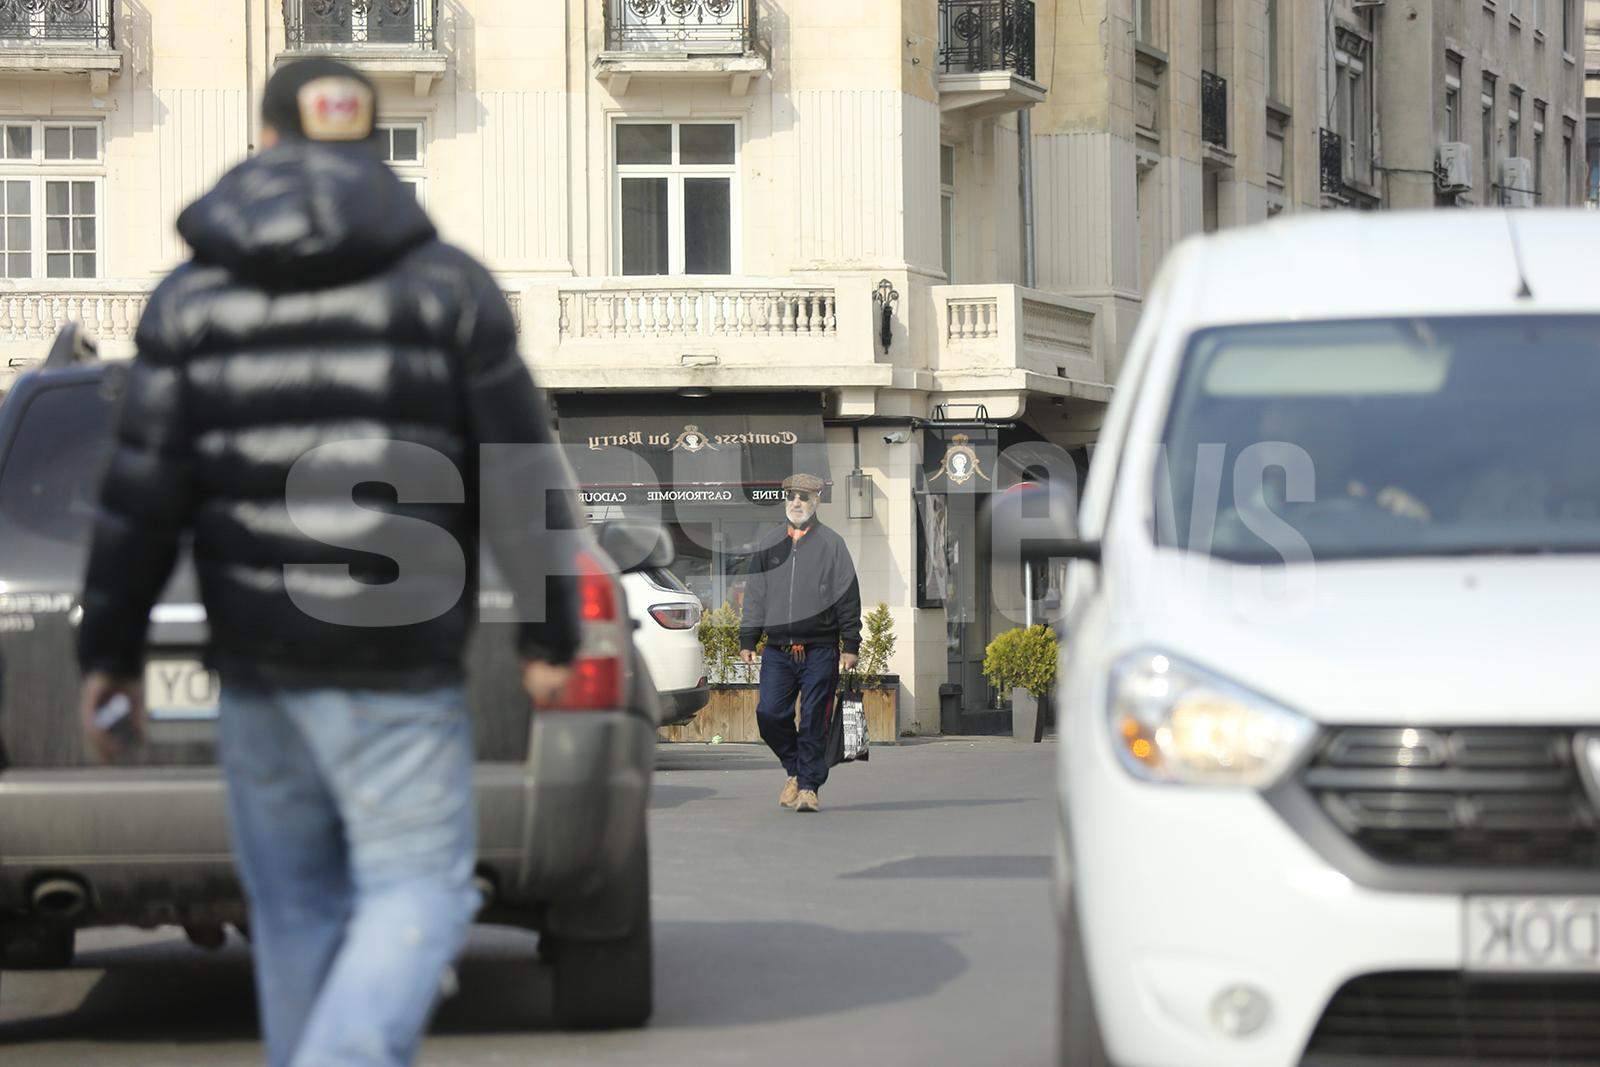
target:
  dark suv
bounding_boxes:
[0,331,658,1028]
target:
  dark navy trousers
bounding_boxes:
[755,645,839,793]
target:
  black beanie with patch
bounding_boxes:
[261,58,379,145]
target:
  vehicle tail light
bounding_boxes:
[648,602,702,630]
[577,552,618,622]
[538,551,626,712]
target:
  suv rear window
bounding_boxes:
[0,380,113,582]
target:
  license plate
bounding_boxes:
[1466,897,1600,972]
[144,658,220,721]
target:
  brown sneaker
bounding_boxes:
[779,776,800,808]
[795,790,820,813]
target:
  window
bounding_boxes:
[1529,0,1542,31]
[615,122,736,276]
[1334,29,1373,185]
[1588,117,1600,204]
[1266,0,1280,98]
[1157,316,1600,562]
[1135,0,1153,42]
[940,144,955,281]
[1562,0,1573,50]
[377,121,425,204]
[1534,101,1547,195]
[1563,119,1575,203]
[1445,56,1462,141]
[0,120,101,279]
[1508,88,1521,158]
[0,381,113,582]
[1481,75,1496,200]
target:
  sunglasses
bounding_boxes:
[783,490,816,502]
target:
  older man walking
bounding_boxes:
[738,473,862,813]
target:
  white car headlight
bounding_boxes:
[1107,650,1316,788]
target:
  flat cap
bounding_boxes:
[781,473,825,494]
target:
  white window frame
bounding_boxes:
[1445,60,1463,142]
[0,119,105,281]
[612,120,740,277]
[377,120,426,207]
[1508,89,1522,159]
[1482,77,1497,198]
[940,144,956,282]
[1533,101,1546,195]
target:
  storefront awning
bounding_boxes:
[554,393,830,510]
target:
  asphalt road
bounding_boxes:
[0,738,1060,1067]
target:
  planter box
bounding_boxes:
[659,678,900,744]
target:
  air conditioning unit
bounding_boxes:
[1499,157,1535,208]
[1435,142,1474,193]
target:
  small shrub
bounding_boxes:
[982,625,1059,700]
[842,603,896,690]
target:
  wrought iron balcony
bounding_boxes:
[0,0,114,48]
[1201,70,1227,147]
[1320,128,1345,196]
[939,0,1037,81]
[283,0,438,50]
[605,0,754,55]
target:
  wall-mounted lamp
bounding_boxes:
[873,278,899,355]
[678,386,712,399]
[847,424,874,519]
[847,468,874,519]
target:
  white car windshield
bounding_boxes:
[1156,315,1600,562]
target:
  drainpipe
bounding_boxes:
[244,0,253,151]
[1019,107,1036,289]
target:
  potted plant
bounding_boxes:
[840,604,899,742]
[667,602,901,743]
[982,624,1059,743]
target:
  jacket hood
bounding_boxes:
[177,141,435,289]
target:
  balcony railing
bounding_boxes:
[283,0,438,50]
[559,283,837,341]
[1320,128,1345,196]
[0,0,113,47]
[932,284,1103,386]
[605,0,753,55]
[1201,70,1227,147]
[938,0,1037,81]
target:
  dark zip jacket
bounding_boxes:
[76,141,580,689]
[738,520,862,654]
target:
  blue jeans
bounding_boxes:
[217,683,480,1067]
[754,645,838,793]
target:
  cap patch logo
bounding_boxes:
[297,77,374,141]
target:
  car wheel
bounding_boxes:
[547,829,653,1030]
[0,921,75,970]
[1059,891,1115,1067]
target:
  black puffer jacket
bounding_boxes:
[737,521,862,654]
[77,141,579,688]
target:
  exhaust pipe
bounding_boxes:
[31,877,88,920]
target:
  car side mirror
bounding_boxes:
[985,481,1101,567]
[598,520,675,574]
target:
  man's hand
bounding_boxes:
[523,660,573,706]
[740,649,757,664]
[840,652,859,671]
[79,672,146,764]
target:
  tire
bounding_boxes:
[547,832,653,1030]
[1059,891,1115,1067]
[0,921,75,970]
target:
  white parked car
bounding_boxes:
[1040,212,1600,1066]
[619,567,707,726]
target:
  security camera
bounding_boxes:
[882,430,910,445]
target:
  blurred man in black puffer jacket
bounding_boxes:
[74,59,578,1067]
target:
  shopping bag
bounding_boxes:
[827,689,870,767]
